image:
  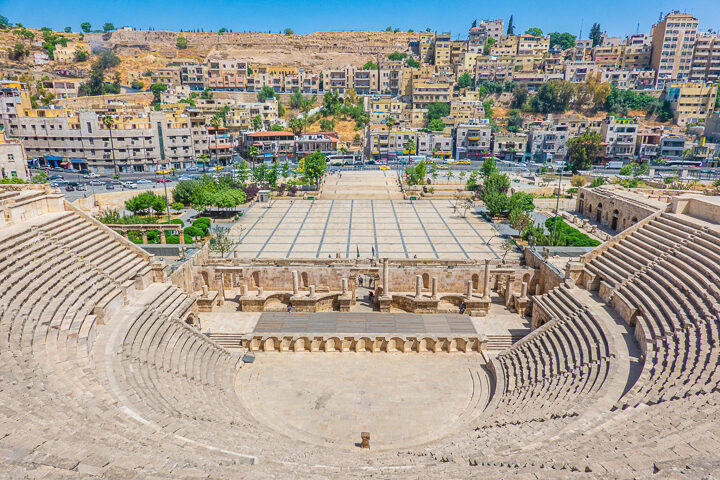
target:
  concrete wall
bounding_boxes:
[73,186,171,211]
[576,187,663,232]
[523,247,564,295]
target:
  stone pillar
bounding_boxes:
[341,278,348,294]
[466,280,473,299]
[415,275,422,298]
[257,286,264,296]
[521,281,528,299]
[160,230,167,244]
[383,258,389,294]
[241,284,248,296]
[361,432,370,449]
[431,277,438,299]
[141,230,148,244]
[179,228,185,244]
[309,285,315,296]
[202,285,209,296]
[291,271,299,295]
[504,274,512,306]
[482,259,491,301]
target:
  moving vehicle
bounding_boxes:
[88,180,104,186]
[123,182,138,189]
[49,174,63,181]
[379,165,390,170]
[186,165,199,172]
[105,184,115,190]
[136,179,152,184]
[83,172,100,179]
[156,178,172,183]
[64,185,75,192]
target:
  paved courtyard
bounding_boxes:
[235,354,489,449]
[230,198,504,260]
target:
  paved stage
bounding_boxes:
[253,312,478,335]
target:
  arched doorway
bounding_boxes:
[596,203,603,223]
[422,273,430,289]
[611,209,619,230]
[578,193,585,214]
[472,273,479,290]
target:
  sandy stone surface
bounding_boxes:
[235,353,488,450]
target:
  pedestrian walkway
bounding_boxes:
[320,170,403,199]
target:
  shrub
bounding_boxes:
[171,202,184,211]
[184,226,204,237]
[570,174,587,187]
[243,184,260,201]
[543,217,601,247]
[589,177,607,188]
[192,217,211,235]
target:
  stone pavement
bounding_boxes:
[320,170,404,199]
[230,198,504,260]
[235,353,489,449]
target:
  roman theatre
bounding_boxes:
[1,170,720,478]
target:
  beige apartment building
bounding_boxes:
[600,116,639,160]
[650,12,698,85]
[434,33,452,66]
[411,82,451,108]
[477,19,504,42]
[666,82,718,127]
[445,100,485,126]
[0,130,29,181]
[690,32,720,82]
[621,44,652,70]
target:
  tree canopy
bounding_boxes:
[567,130,603,172]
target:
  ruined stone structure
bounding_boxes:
[2,184,720,478]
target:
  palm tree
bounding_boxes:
[249,145,260,167]
[199,153,209,173]
[210,115,222,168]
[101,115,118,178]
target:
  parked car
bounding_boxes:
[83,172,100,179]
[88,180,104,186]
[123,182,138,189]
[156,178,171,183]
[186,165,199,172]
[64,185,75,192]
[49,174,63,181]
[136,178,152,184]
[75,184,87,191]
[178,175,193,181]
[105,184,115,190]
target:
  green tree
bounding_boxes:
[73,48,88,62]
[387,51,407,61]
[270,122,284,131]
[252,115,263,130]
[510,86,528,109]
[288,117,306,136]
[457,72,473,89]
[428,118,445,131]
[567,130,603,172]
[530,81,576,114]
[176,36,188,49]
[80,22,91,33]
[258,85,275,102]
[96,51,121,69]
[405,161,427,185]
[103,22,115,32]
[200,88,213,100]
[8,42,29,61]
[131,80,144,90]
[284,28,294,35]
[589,23,602,47]
[506,15,514,35]
[483,37,496,55]
[150,82,167,103]
[405,57,420,68]
[549,32,576,50]
[362,61,378,70]
[303,150,327,185]
[525,27,543,37]
[405,137,416,154]
[319,118,335,131]
[426,102,451,121]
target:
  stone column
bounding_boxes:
[431,277,438,299]
[241,284,249,296]
[202,285,209,296]
[482,259,491,301]
[160,230,167,244]
[179,228,185,244]
[415,275,422,298]
[309,285,315,297]
[141,230,148,244]
[257,286,264,296]
[520,281,528,299]
[341,278,348,294]
[504,274,512,306]
[291,271,299,295]
[466,280,473,299]
[383,258,389,295]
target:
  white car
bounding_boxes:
[123,182,138,189]
[88,179,105,186]
[83,172,100,179]
[136,179,152,184]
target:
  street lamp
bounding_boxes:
[551,159,566,242]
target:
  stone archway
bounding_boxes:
[611,209,620,230]
[422,273,430,290]
[596,203,603,223]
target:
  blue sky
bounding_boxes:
[2,0,719,38]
